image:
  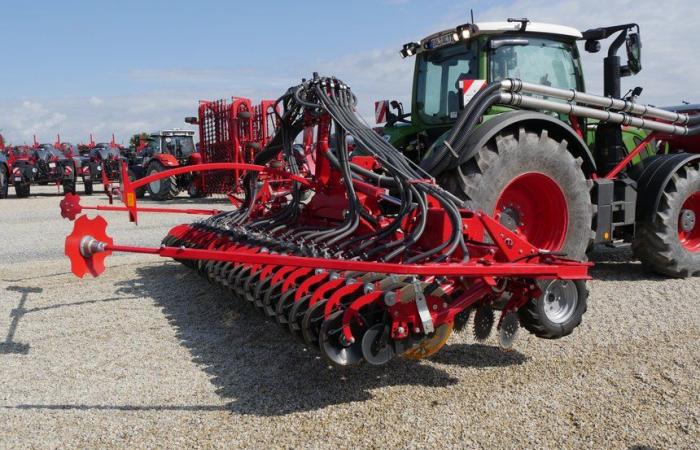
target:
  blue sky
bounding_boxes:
[0,0,697,144]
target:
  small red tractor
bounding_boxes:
[60,17,700,368]
[125,129,199,200]
[10,135,79,197]
[78,134,127,195]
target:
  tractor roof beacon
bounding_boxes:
[379,17,700,279]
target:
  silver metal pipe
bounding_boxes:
[499,92,690,136]
[500,79,689,125]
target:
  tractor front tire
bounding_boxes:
[128,169,146,198]
[146,162,178,201]
[439,128,594,260]
[62,174,76,195]
[15,182,30,198]
[633,164,700,277]
[83,177,93,196]
[0,166,8,199]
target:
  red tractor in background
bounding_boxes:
[125,129,200,200]
[78,134,127,195]
[8,135,79,197]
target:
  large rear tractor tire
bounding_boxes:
[128,169,146,199]
[439,128,594,260]
[15,182,30,198]
[146,162,178,201]
[633,164,700,277]
[0,166,8,199]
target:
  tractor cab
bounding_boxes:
[412,21,584,128]
[381,19,643,166]
[143,130,196,163]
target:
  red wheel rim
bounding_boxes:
[494,172,568,251]
[678,192,700,252]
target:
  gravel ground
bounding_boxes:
[0,185,699,449]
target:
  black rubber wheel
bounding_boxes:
[128,168,146,198]
[0,165,8,199]
[145,162,178,201]
[519,279,588,339]
[633,164,700,277]
[83,177,93,195]
[15,182,30,198]
[439,128,594,260]
[62,175,76,194]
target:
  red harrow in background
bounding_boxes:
[62,75,591,367]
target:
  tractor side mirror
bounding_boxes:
[625,32,642,75]
[184,116,199,125]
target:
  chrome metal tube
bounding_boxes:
[499,92,690,136]
[500,79,690,125]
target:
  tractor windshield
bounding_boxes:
[162,136,195,159]
[490,36,582,91]
[415,41,478,124]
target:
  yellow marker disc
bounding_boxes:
[402,323,453,360]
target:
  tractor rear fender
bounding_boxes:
[155,153,180,167]
[634,152,700,223]
[446,110,597,177]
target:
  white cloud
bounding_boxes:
[0,0,697,145]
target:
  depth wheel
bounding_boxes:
[319,310,365,366]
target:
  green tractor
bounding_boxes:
[376,18,700,282]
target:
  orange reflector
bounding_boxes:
[126,192,135,207]
[603,231,610,240]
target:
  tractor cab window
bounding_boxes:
[162,136,195,159]
[415,42,478,124]
[490,36,582,91]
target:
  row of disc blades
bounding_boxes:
[161,225,520,366]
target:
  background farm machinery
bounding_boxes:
[77,134,127,195]
[7,136,80,197]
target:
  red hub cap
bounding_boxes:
[678,192,700,252]
[494,173,568,251]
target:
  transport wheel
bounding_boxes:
[0,166,8,199]
[440,128,594,259]
[633,164,700,277]
[15,181,31,198]
[83,177,93,196]
[518,279,588,339]
[128,169,146,198]
[146,162,178,201]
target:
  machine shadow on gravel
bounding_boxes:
[114,263,526,416]
[0,286,42,355]
[589,247,667,282]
